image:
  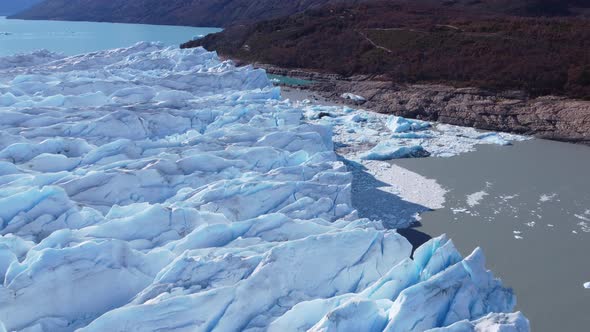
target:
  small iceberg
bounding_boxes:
[361,142,430,160]
[386,115,431,133]
[477,132,512,146]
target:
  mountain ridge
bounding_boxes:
[186,1,590,99]
[0,0,42,16]
[10,0,590,27]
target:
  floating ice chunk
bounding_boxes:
[477,132,512,146]
[539,193,557,202]
[466,191,488,207]
[584,282,590,289]
[386,115,431,133]
[361,142,430,160]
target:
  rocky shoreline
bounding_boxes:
[257,63,590,145]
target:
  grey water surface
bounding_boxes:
[395,139,590,332]
[0,17,220,56]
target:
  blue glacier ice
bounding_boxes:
[0,42,528,332]
[360,142,430,160]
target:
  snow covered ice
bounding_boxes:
[0,43,528,331]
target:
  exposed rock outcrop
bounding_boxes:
[264,65,590,144]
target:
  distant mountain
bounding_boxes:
[10,0,590,27]
[10,0,365,27]
[0,0,42,16]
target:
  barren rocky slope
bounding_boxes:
[265,66,590,144]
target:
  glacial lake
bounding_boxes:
[0,17,220,56]
[395,139,590,332]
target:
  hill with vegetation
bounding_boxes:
[186,1,590,99]
[10,0,362,26]
[0,0,42,16]
[11,0,590,27]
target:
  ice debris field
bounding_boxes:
[0,43,528,331]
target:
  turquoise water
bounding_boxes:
[0,17,220,56]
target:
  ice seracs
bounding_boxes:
[0,43,528,331]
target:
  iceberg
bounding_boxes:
[361,142,430,160]
[386,115,431,133]
[0,42,528,331]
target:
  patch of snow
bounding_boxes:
[584,282,590,289]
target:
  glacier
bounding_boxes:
[0,42,528,332]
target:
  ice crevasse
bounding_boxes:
[0,42,528,332]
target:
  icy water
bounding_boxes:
[0,17,220,56]
[395,139,590,332]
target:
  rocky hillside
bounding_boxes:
[0,0,42,16]
[11,0,590,26]
[187,1,590,99]
[11,0,364,27]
